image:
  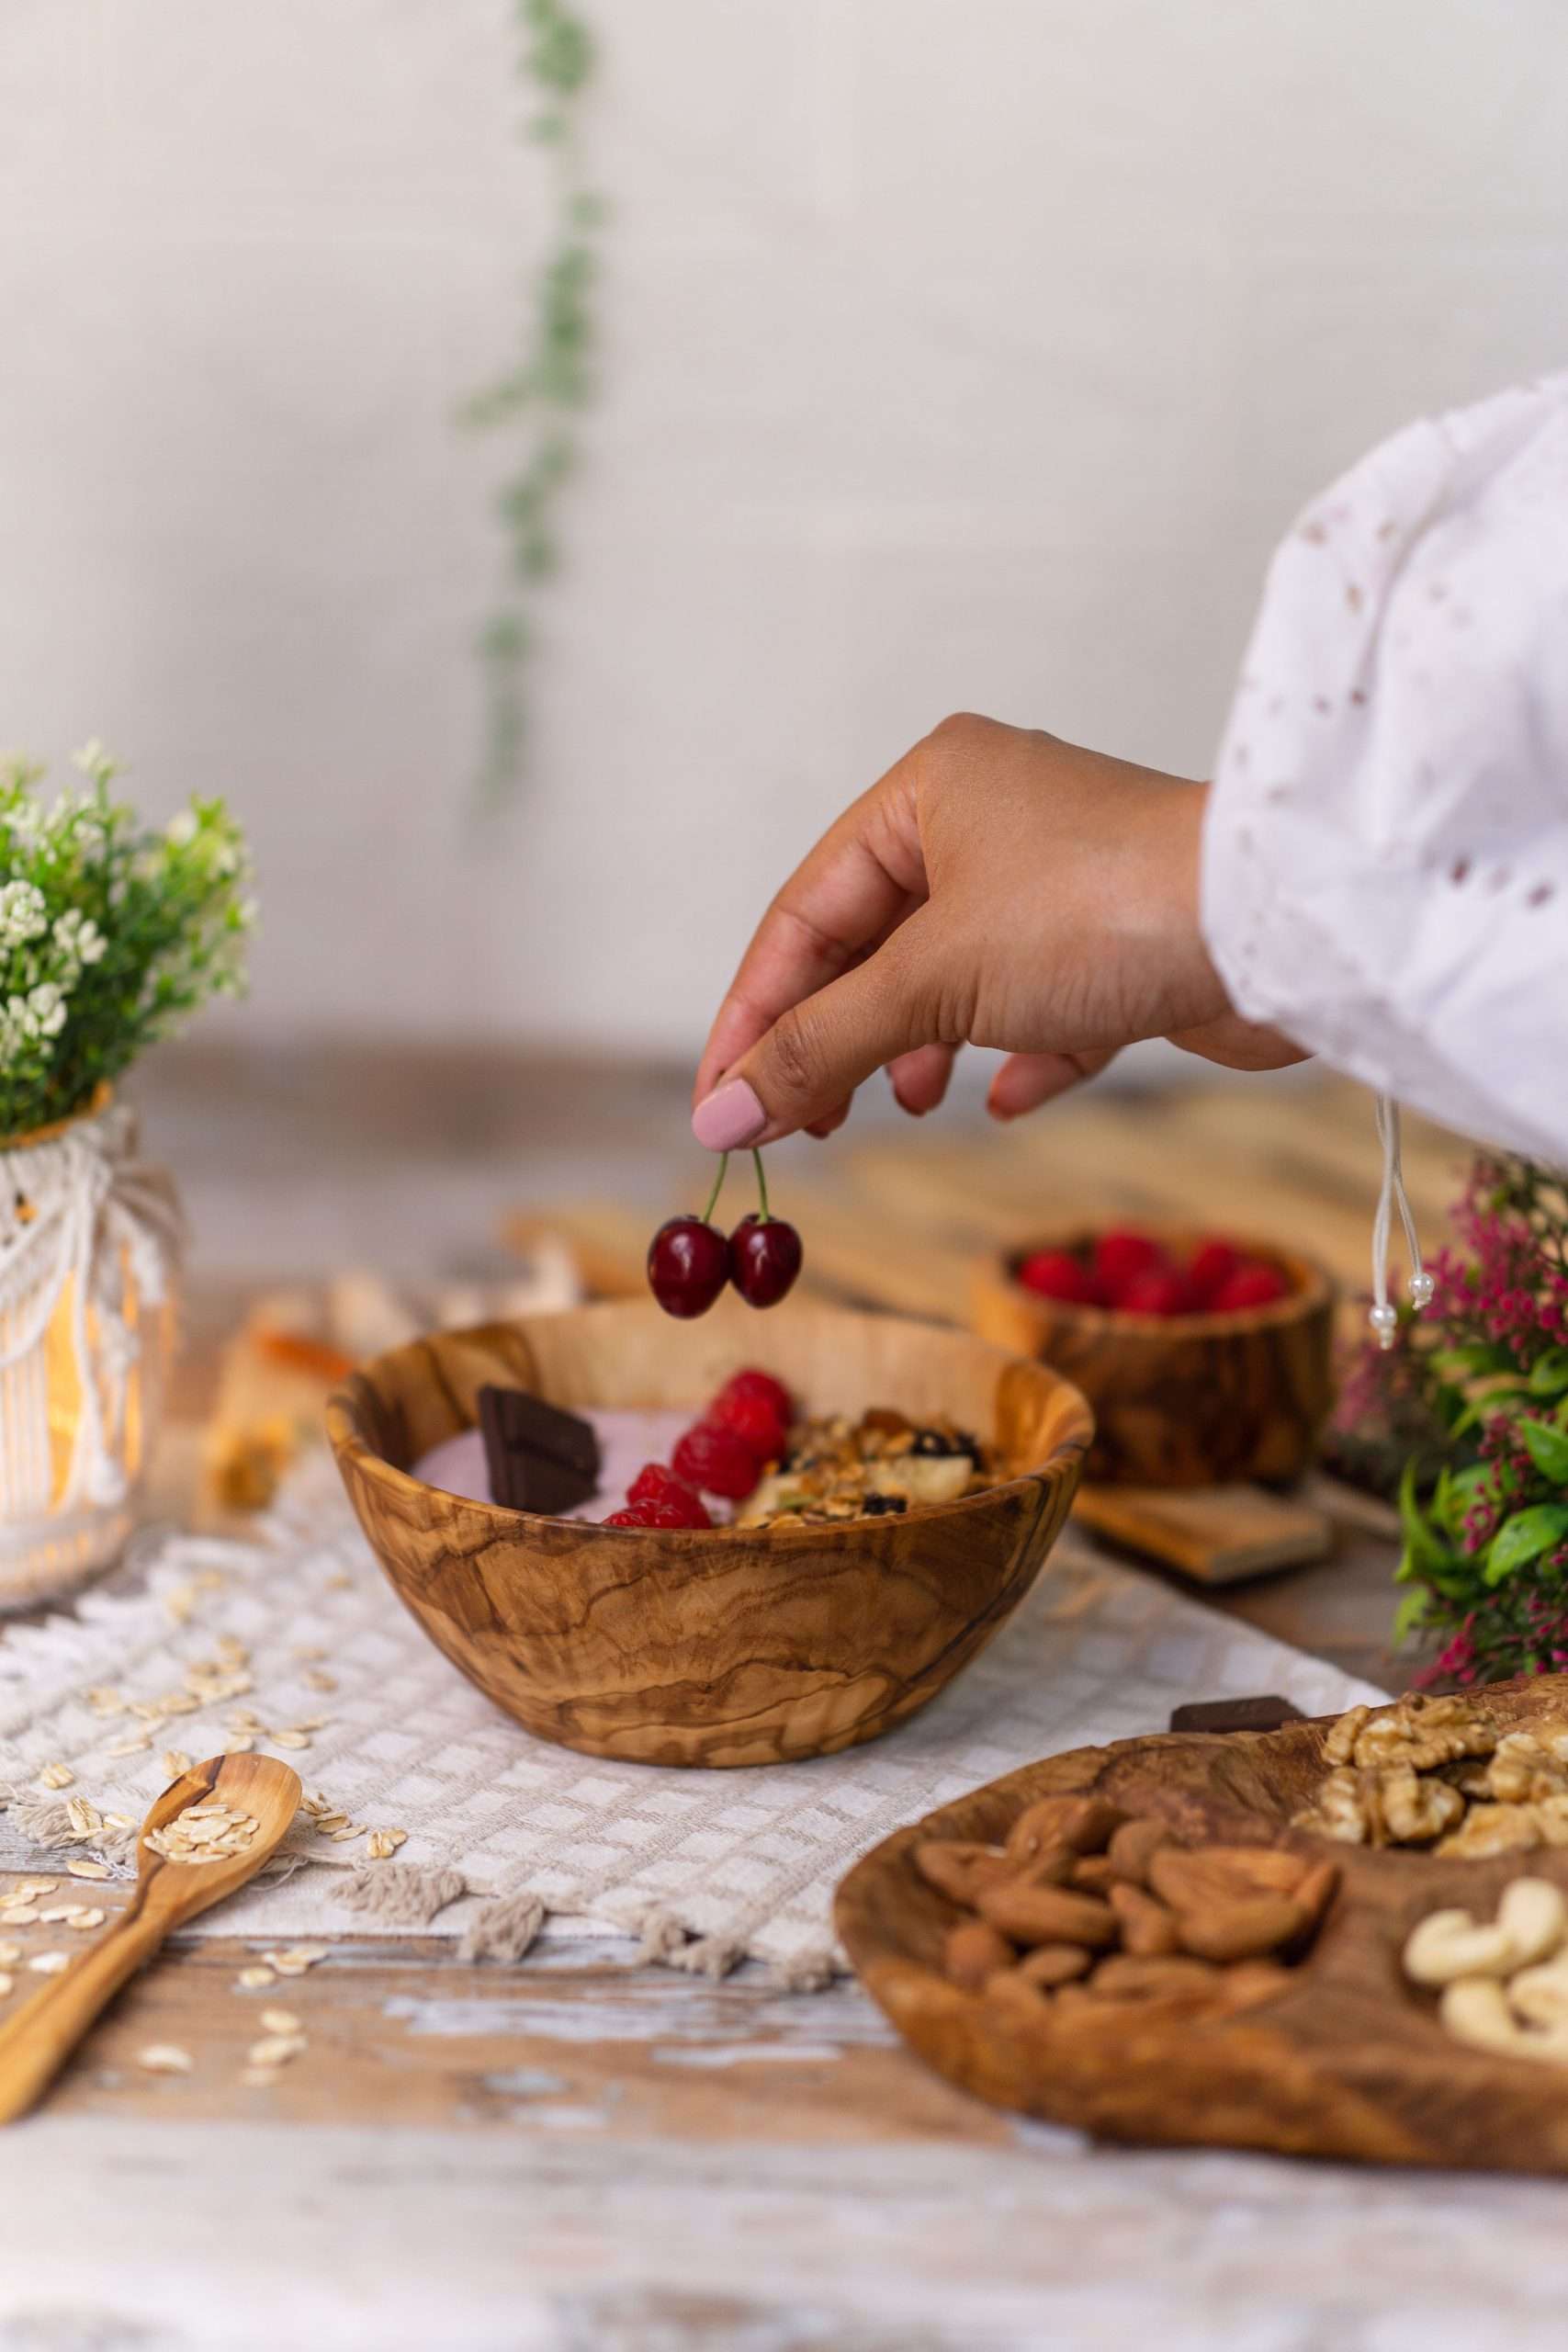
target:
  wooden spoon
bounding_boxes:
[0,1752,301,2123]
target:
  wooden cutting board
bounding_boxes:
[835,1677,1568,2174]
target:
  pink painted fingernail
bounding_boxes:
[692,1078,767,1150]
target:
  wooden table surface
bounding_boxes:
[8,1058,1544,2352]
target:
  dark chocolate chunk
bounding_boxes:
[1168,1695,1307,1736]
[479,1385,601,1516]
[862,1492,908,1517]
[479,1385,600,1476]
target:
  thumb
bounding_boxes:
[692,923,942,1148]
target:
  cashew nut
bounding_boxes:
[1497,1875,1568,1966]
[1404,1878,1568,1985]
[1507,1954,1568,2029]
[1440,1976,1568,2065]
[1404,1906,1520,1984]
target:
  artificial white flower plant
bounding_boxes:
[0,742,254,1139]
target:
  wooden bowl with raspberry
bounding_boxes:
[971,1225,1335,1489]
[327,1294,1092,1769]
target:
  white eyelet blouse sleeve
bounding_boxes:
[1201,372,1568,1167]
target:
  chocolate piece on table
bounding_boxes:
[479,1384,601,1515]
[1168,1695,1307,1736]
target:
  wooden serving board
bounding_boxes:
[835,1677,1568,2174]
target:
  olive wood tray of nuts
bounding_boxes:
[834,1676,1568,2173]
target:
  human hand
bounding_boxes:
[691,714,1303,1148]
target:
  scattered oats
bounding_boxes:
[162,1750,193,1779]
[158,1692,201,1718]
[67,1908,106,1931]
[137,2043,193,2075]
[293,1645,326,1663]
[229,1711,264,1732]
[164,1582,197,1626]
[248,2033,306,2067]
[268,1730,311,1752]
[36,1762,73,1791]
[65,1797,103,1840]
[28,1951,69,1974]
[236,1965,276,1991]
[38,1906,77,1924]
[241,2066,280,2089]
[104,1732,152,1758]
[225,1736,255,1755]
[310,1813,350,1835]
[299,1792,334,1818]
[129,1701,165,1724]
[0,1942,20,1966]
[145,1804,260,1866]
[0,1974,12,1998]
[327,1824,365,1844]
[2,1907,40,1927]
[217,1635,249,1666]
[265,1945,326,1976]
[259,2007,300,2035]
[86,1686,124,1716]
[16,1880,57,1900]
[325,1573,353,1591]
[68,1859,110,1882]
[292,1716,329,1734]
[102,1813,135,1831]
[303,1669,338,1693]
[366,1829,408,1860]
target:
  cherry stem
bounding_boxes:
[701,1151,729,1225]
[752,1147,770,1221]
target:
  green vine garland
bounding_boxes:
[463,0,602,809]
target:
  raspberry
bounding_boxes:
[716,1368,794,1426]
[604,1494,709,1529]
[1210,1261,1290,1311]
[602,1503,658,1527]
[1187,1239,1240,1302]
[709,1388,788,1462]
[1018,1249,1103,1306]
[1093,1229,1168,1294]
[673,1421,760,1500]
[626,1464,713,1526]
[1118,1266,1193,1317]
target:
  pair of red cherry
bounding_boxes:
[603,1369,793,1526]
[1019,1228,1290,1317]
[649,1149,802,1317]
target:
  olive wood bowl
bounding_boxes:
[837,1676,1568,2172]
[326,1295,1092,1769]
[971,1227,1335,1488]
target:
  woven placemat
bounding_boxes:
[0,1462,1380,1983]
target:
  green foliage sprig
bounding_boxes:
[463,0,602,809]
[0,744,254,1140]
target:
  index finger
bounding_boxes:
[693,763,927,1106]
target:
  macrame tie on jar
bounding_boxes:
[0,1100,184,1521]
[1369,1091,1435,1349]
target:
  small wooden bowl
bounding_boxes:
[326,1295,1092,1769]
[971,1227,1335,1489]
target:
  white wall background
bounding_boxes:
[2,0,1564,1058]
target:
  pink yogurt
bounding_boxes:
[412,1408,733,1523]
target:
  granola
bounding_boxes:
[735,1409,994,1531]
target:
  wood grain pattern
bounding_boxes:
[1071,1481,1333,1584]
[326,1295,1092,1769]
[837,1676,1568,2174]
[972,1229,1336,1487]
[0,1752,300,2123]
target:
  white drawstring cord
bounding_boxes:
[1370,1091,1434,1347]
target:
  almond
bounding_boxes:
[1016,1942,1094,1989]
[1005,1794,1123,1869]
[1291,1857,1341,1928]
[1108,1881,1179,1957]
[913,1839,1013,1906]
[1069,1855,1116,1894]
[945,1919,1014,1991]
[1105,1815,1171,1886]
[1089,1954,1221,2002]
[1176,1892,1309,1963]
[984,1968,1052,2021]
[976,1880,1119,1951]
[1148,1845,1302,1914]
